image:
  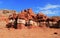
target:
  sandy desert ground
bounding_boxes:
[0,27,60,38]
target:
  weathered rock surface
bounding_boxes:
[18,8,36,21]
[0,10,16,28]
[0,9,60,29]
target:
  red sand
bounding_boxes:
[0,27,60,38]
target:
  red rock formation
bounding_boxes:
[36,12,48,27]
[0,9,60,29]
[37,12,48,21]
[52,18,58,22]
[17,8,37,29]
[18,8,36,21]
[27,8,36,16]
[17,10,27,29]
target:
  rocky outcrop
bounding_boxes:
[0,9,60,29]
[37,12,48,21]
[0,10,16,28]
[36,12,48,27]
[18,8,36,21]
[17,8,37,29]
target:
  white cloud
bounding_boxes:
[42,10,55,14]
[39,4,60,10]
[35,4,60,16]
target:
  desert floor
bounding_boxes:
[0,27,60,38]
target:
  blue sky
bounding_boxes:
[0,0,60,16]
